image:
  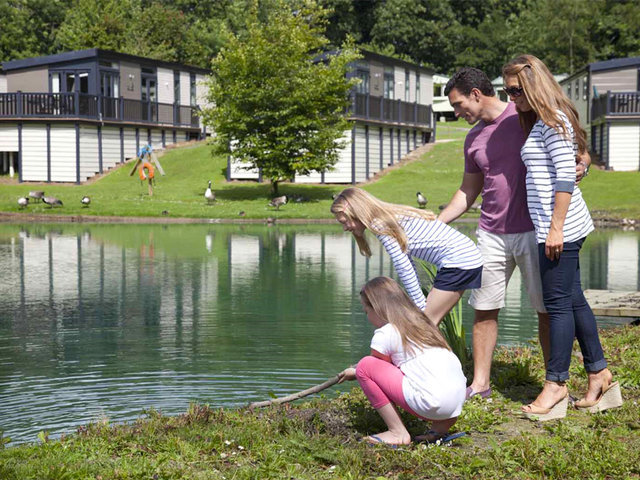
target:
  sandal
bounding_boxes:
[575,381,623,413]
[522,381,569,422]
[414,430,467,444]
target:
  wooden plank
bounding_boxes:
[584,290,640,317]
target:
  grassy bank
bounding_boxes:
[1,325,638,480]
[1,122,638,221]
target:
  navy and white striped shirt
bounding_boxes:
[376,217,483,310]
[520,112,593,243]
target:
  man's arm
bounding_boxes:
[437,171,484,224]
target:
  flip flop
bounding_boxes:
[364,435,399,449]
[415,430,467,444]
[466,386,492,400]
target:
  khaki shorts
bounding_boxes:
[469,228,546,313]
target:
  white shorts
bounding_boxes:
[469,228,546,313]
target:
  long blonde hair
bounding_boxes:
[361,276,450,352]
[502,54,587,154]
[330,187,436,257]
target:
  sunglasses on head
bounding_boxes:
[504,86,524,97]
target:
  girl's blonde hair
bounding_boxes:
[502,54,587,154]
[330,187,436,257]
[361,276,450,352]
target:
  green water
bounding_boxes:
[0,223,638,444]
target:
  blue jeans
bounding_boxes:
[538,238,607,382]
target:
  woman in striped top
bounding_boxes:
[331,187,483,325]
[503,55,622,420]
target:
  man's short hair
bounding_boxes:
[444,67,495,97]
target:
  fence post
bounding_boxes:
[74,91,80,116]
[16,92,22,117]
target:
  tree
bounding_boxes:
[202,0,359,195]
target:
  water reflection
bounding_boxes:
[0,224,637,443]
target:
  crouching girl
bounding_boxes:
[339,276,466,446]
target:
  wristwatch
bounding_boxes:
[579,161,590,177]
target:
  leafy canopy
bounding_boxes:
[202,0,359,194]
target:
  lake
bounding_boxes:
[0,223,638,443]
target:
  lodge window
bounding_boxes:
[583,76,588,100]
[355,69,370,95]
[405,69,410,102]
[174,70,180,104]
[416,73,421,103]
[190,73,196,106]
[383,67,394,99]
[575,79,579,100]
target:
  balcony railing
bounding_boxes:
[591,91,640,121]
[350,93,433,128]
[0,92,201,128]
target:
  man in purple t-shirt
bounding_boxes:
[438,68,589,399]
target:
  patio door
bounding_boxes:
[141,74,157,121]
[100,71,120,118]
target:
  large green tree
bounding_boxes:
[202,0,359,195]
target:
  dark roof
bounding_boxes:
[589,56,640,73]
[316,49,434,75]
[360,49,435,75]
[1,49,210,74]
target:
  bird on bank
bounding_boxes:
[416,192,427,208]
[29,191,44,203]
[269,195,287,210]
[204,180,215,204]
[81,196,91,207]
[43,196,63,208]
[17,197,29,209]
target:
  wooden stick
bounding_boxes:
[129,156,142,176]
[248,374,341,409]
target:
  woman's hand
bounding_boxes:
[545,227,564,261]
[337,367,357,384]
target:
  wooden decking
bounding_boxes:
[584,290,640,317]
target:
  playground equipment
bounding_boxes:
[129,144,165,196]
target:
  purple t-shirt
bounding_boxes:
[464,102,534,234]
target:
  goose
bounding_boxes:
[29,191,44,202]
[416,192,427,208]
[17,197,29,209]
[268,195,287,210]
[42,196,63,208]
[81,196,91,207]
[204,180,215,204]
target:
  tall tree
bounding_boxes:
[202,0,359,195]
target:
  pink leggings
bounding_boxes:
[356,355,424,419]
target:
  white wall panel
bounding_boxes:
[354,125,367,182]
[123,128,137,160]
[80,126,99,179]
[180,71,191,106]
[50,125,77,182]
[102,127,121,169]
[0,124,19,151]
[20,124,48,181]
[0,75,7,93]
[157,68,174,104]
[151,129,163,149]
[609,123,640,171]
[368,126,381,176]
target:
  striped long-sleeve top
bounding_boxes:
[376,217,483,310]
[520,112,594,244]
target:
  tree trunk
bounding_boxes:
[271,180,279,196]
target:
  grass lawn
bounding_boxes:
[1,325,638,479]
[0,123,638,220]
